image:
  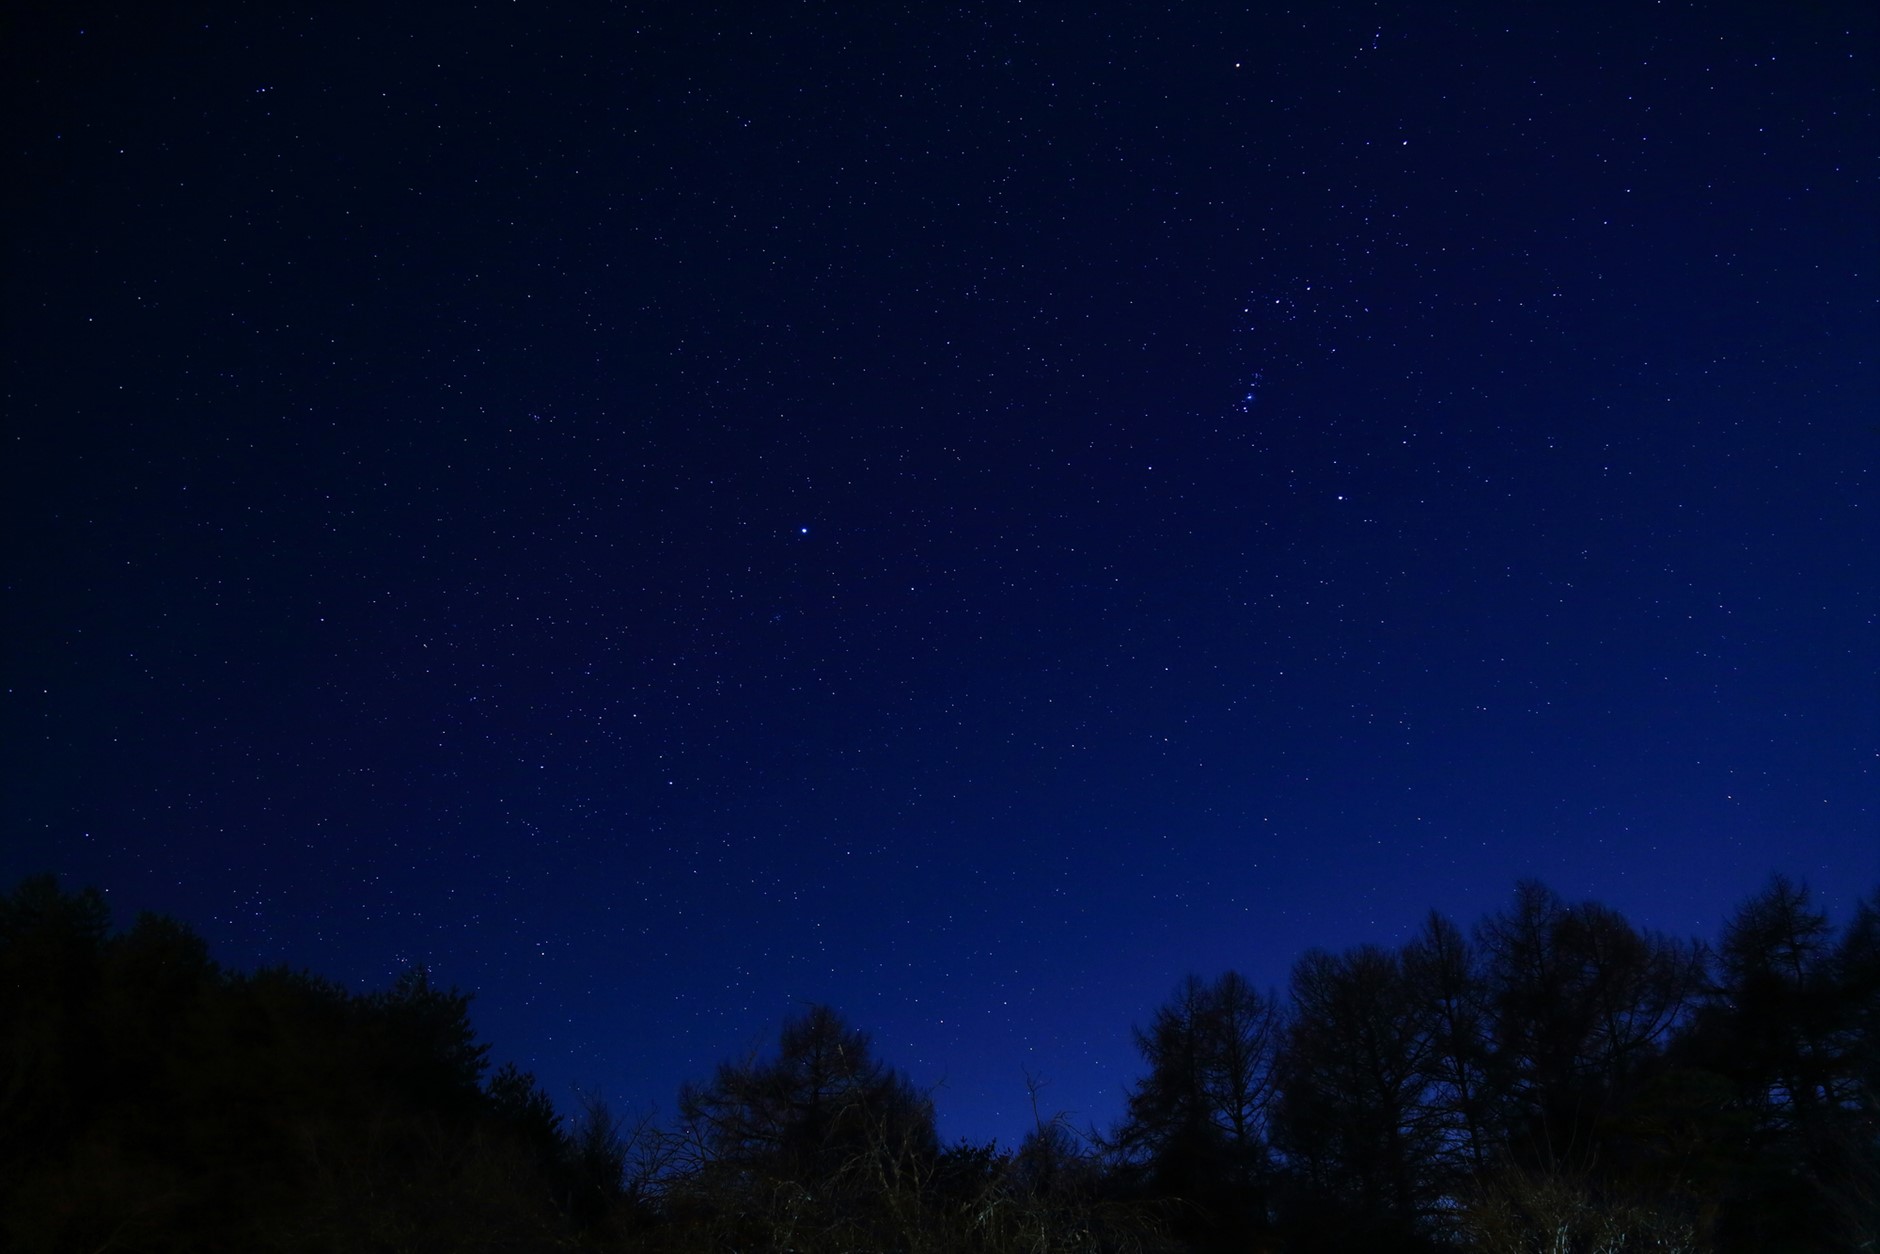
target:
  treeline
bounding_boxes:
[2,875,1875,1252]
[1110,881,1877,1253]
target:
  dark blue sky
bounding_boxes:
[5,0,1876,1146]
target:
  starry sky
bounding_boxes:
[5,0,1876,1146]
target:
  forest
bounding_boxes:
[2,872,1874,1253]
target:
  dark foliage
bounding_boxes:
[1272,944,1444,1251]
[674,1002,938,1183]
[4,871,1873,1252]
[1476,881,1707,1170]
[1671,876,1880,1252]
[1107,972,1281,1250]
[0,875,590,1252]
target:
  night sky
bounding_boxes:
[5,1,1876,1147]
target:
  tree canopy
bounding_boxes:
[4,870,1874,1253]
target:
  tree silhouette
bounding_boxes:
[0,875,600,1252]
[9,867,1876,1252]
[1271,943,1442,1251]
[1476,881,1704,1170]
[0,876,110,1162]
[1678,875,1880,1252]
[1108,972,1280,1250]
[669,1003,939,1248]
[1831,887,1880,1252]
[1401,910,1500,1183]
[677,1003,936,1181]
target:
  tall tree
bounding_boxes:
[1684,875,1879,1252]
[1401,910,1500,1182]
[672,1001,939,1254]
[1712,875,1843,1124]
[1829,887,1880,1252]
[362,965,493,1119]
[1108,972,1280,1250]
[0,876,593,1252]
[1476,881,1703,1168]
[0,875,110,1162]
[1272,944,1443,1251]
[677,1004,935,1179]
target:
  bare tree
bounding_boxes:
[1273,943,1442,1245]
[1110,972,1281,1249]
[1477,882,1705,1166]
[1403,910,1501,1181]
